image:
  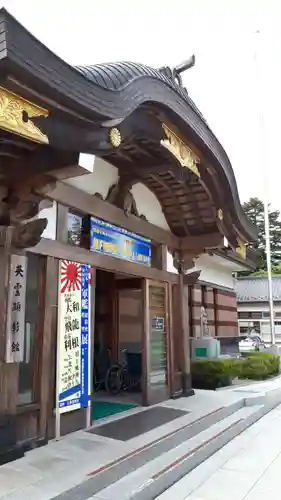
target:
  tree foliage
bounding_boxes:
[243,197,281,274]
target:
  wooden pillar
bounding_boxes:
[0,228,13,360]
[159,244,167,271]
[178,271,194,397]
[189,284,193,337]
[151,243,167,270]
[213,288,218,337]
[0,228,23,463]
[56,203,68,244]
[170,283,183,397]
[39,257,58,441]
[174,249,201,398]
[0,228,19,417]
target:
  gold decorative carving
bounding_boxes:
[160,123,200,177]
[109,127,122,148]
[217,208,223,221]
[236,238,246,260]
[0,87,49,144]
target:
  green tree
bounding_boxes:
[243,197,281,272]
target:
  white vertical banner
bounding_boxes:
[56,260,91,438]
[6,254,27,363]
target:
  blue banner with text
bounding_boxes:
[90,216,151,266]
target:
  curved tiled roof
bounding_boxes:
[236,276,281,302]
[0,7,257,243]
[75,61,207,123]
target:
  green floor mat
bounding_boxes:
[92,400,137,421]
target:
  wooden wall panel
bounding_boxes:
[16,409,39,442]
[0,363,18,415]
[118,289,142,356]
[95,270,115,356]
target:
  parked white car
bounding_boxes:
[239,335,266,353]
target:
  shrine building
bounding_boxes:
[0,8,256,456]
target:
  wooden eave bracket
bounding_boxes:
[180,232,224,252]
[183,270,201,285]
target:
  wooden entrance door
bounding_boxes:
[143,280,169,405]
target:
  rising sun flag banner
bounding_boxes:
[57,260,90,414]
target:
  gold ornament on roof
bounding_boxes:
[218,208,223,221]
[109,127,122,148]
[236,238,246,260]
[160,123,200,177]
[0,86,49,144]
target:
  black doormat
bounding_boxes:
[88,406,188,441]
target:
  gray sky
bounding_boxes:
[2,0,281,209]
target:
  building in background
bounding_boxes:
[237,276,281,343]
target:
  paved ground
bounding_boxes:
[0,390,244,500]
[156,401,281,500]
[1,377,281,500]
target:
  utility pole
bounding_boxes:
[255,30,275,345]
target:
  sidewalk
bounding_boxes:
[1,377,281,500]
[156,398,281,500]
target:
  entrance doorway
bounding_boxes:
[92,269,144,421]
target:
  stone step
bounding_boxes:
[93,404,263,500]
[53,388,281,500]
[53,400,243,500]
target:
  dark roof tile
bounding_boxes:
[236,276,281,302]
[75,61,207,123]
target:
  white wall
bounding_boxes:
[195,254,237,289]
[65,157,119,199]
[27,200,57,240]
[39,201,57,240]
[167,251,237,290]
[130,183,170,231]
[65,157,172,232]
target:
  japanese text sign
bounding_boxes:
[57,260,90,414]
[90,216,151,266]
[6,254,27,363]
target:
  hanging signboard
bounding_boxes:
[6,254,27,363]
[90,216,151,266]
[57,260,90,415]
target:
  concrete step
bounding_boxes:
[53,389,281,500]
[94,404,263,500]
[53,400,243,500]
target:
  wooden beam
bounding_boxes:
[49,164,90,181]
[36,181,180,249]
[28,238,178,284]
[115,278,142,290]
[180,232,224,251]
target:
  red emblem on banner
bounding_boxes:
[60,260,82,293]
